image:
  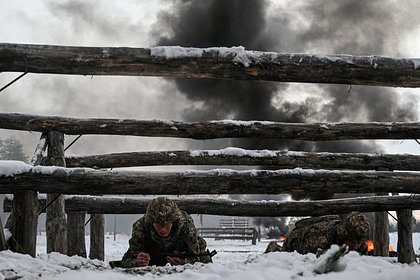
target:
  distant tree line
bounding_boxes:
[0,136,28,162]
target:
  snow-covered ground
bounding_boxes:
[1,233,420,280]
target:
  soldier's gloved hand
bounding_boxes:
[136,252,150,267]
[166,255,184,266]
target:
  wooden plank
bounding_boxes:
[4,113,420,140]
[1,43,420,87]
[5,195,420,217]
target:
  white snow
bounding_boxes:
[1,233,420,279]
[210,120,276,126]
[0,160,33,176]
[0,160,94,177]
[190,147,278,157]
[150,46,278,67]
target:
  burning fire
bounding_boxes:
[279,235,287,242]
[366,240,396,255]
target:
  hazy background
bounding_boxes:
[1,0,420,234]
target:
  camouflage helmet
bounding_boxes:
[337,212,369,242]
[145,197,182,224]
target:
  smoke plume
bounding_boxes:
[153,0,418,152]
[152,0,419,205]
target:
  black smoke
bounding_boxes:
[153,0,418,151]
[152,0,419,205]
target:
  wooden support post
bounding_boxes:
[67,212,86,257]
[89,214,104,261]
[45,131,67,254]
[9,192,39,256]
[397,209,416,264]
[252,228,257,245]
[4,133,46,256]
[373,211,389,256]
[0,214,6,251]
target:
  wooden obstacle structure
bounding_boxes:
[1,43,420,264]
[198,227,258,245]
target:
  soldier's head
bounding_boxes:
[145,197,182,238]
[337,212,369,250]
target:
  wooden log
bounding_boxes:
[8,191,39,256]
[6,133,46,256]
[397,209,416,263]
[1,43,420,87]
[89,214,104,261]
[66,149,420,171]
[4,112,420,140]
[30,133,48,165]
[0,213,7,251]
[373,211,389,257]
[67,212,86,257]
[45,131,67,254]
[5,195,420,216]
[4,167,420,195]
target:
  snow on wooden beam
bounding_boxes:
[65,148,420,171]
[4,195,420,216]
[2,161,420,195]
[2,112,420,140]
[1,43,420,87]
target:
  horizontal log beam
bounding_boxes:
[2,112,420,140]
[1,43,420,87]
[2,163,420,195]
[4,195,420,216]
[66,149,420,171]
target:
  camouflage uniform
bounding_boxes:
[265,212,369,255]
[121,197,212,267]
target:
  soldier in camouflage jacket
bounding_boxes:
[265,212,369,255]
[121,197,212,267]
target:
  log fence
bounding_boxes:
[198,227,258,245]
[1,43,420,263]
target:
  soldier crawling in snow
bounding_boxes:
[121,197,212,267]
[264,212,369,255]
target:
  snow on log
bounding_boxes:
[2,161,420,195]
[1,43,420,87]
[4,195,420,216]
[65,148,420,171]
[3,112,420,140]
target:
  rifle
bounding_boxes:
[109,249,217,268]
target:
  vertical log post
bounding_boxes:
[4,133,47,256]
[67,212,87,257]
[45,131,67,254]
[374,211,389,256]
[7,192,39,256]
[0,215,6,251]
[397,209,416,264]
[89,214,105,260]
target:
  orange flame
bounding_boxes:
[366,240,395,253]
